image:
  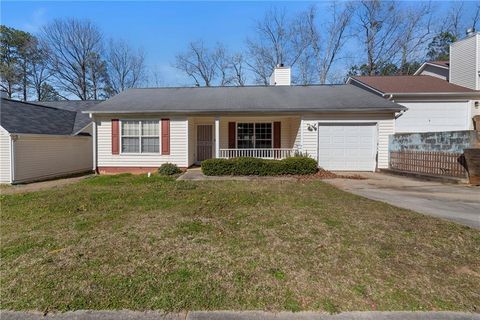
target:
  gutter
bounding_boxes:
[385,92,480,98]
[9,133,91,138]
[83,108,406,115]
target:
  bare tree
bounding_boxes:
[87,52,109,99]
[174,40,222,86]
[472,4,480,31]
[29,42,52,101]
[440,2,480,38]
[213,45,232,86]
[41,18,103,100]
[230,53,247,86]
[246,7,310,84]
[397,2,433,74]
[446,2,465,38]
[356,0,403,75]
[300,3,354,84]
[106,39,146,94]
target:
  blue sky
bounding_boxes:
[1,1,479,86]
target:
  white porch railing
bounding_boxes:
[219,148,294,159]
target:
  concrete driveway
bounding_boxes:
[325,173,480,229]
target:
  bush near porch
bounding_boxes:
[201,156,318,176]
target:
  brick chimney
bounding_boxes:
[269,64,291,86]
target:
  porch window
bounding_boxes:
[237,123,272,149]
[121,120,159,153]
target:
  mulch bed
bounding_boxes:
[297,170,367,181]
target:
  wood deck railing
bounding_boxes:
[219,148,294,159]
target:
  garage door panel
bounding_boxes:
[318,123,376,171]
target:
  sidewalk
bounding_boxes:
[2,311,478,320]
[177,168,295,181]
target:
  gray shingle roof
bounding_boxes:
[1,98,76,135]
[35,100,102,133]
[84,85,406,114]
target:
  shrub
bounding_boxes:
[201,156,318,176]
[282,156,318,175]
[201,158,234,176]
[158,163,182,175]
[232,157,263,175]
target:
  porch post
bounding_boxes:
[300,116,304,153]
[215,117,220,158]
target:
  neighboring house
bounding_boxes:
[347,32,480,133]
[0,98,100,184]
[84,67,406,173]
[414,61,450,80]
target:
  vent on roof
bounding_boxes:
[466,28,476,37]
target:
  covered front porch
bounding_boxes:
[188,116,301,165]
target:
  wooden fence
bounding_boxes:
[390,151,467,178]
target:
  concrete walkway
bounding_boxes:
[177,168,295,181]
[2,311,478,320]
[325,172,480,229]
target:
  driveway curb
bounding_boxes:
[2,311,479,320]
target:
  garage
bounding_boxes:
[317,123,377,171]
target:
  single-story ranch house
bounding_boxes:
[84,67,406,173]
[0,98,99,184]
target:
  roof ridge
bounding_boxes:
[1,97,73,112]
[127,84,348,90]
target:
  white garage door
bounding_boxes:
[317,123,376,171]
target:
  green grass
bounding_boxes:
[1,174,479,312]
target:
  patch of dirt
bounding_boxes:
[297,170,367,181]
[456,266,480,277]
[0,174,93,195]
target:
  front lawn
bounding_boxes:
[1,174,478,312]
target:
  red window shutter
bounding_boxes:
[228,122,236,148]
[161,119,170,155]
[111,119,119,155]
[273,121,281,148]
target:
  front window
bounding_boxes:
[121,120,159,153]
[237,123,272,149]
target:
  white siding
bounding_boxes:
[0,129,11,183]
[395,100,471,133]
[187,117,195,166]
[301,113,395,170]
[450,34,479,90]
[269,67,291,86]
[96,116,188,168]
[13,135,92,183]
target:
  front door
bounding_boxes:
[197,125,213,162]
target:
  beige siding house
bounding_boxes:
[85,67,405,173]
[0,98,97,184]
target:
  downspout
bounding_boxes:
[386,93,406,119]
[91,114,97,173]
[10,134,15,184]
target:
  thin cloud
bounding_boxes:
[23,7,46,33]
